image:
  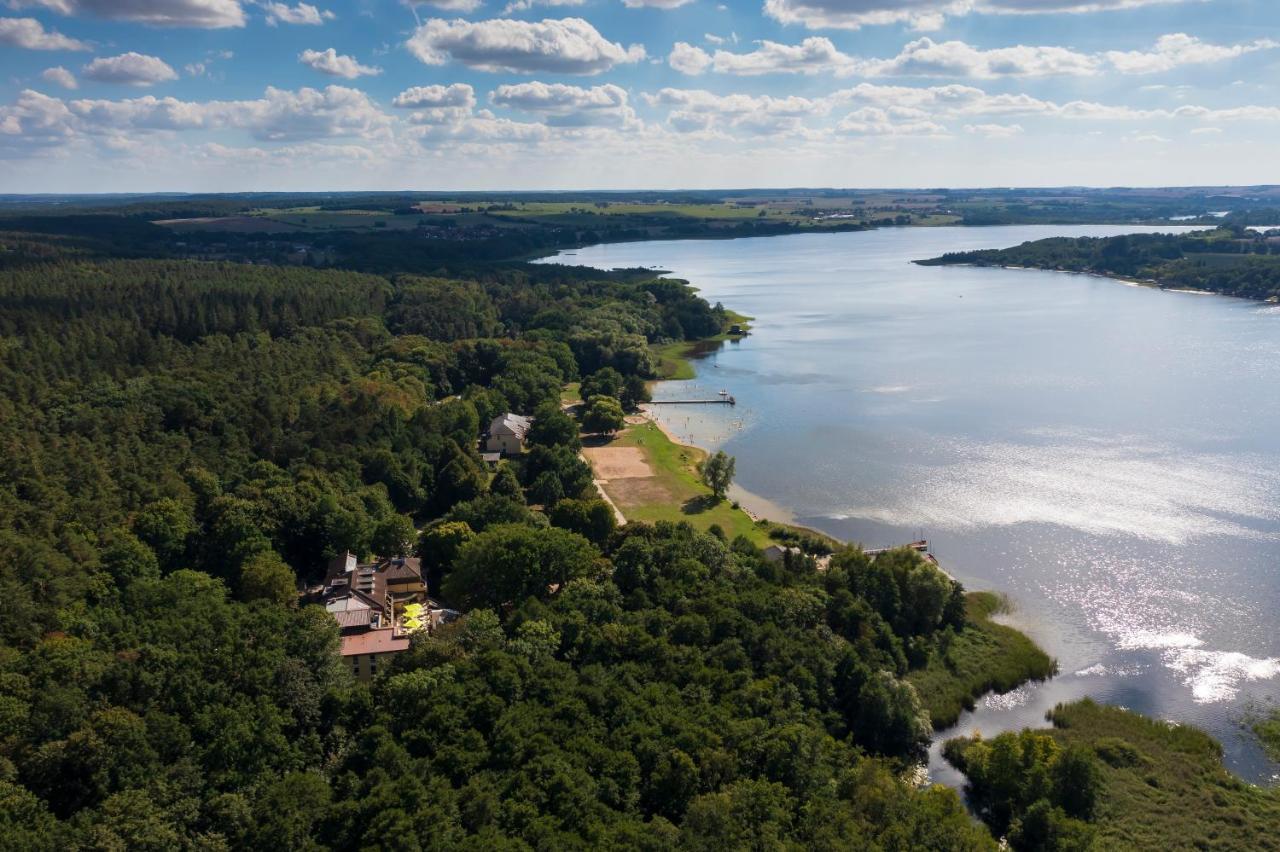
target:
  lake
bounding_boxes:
[539,225,1280,786]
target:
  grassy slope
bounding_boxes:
[908,592,1057,730]
[1049,700,1280,850]
[600,419,773,546]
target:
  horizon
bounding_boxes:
[2,0,1279,192]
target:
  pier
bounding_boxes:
[649,389,736,406]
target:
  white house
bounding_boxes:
[485,413,532,455]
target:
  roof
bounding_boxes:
[321,554,423,600]
[488,413,532,439]
[340,628,410,657]
[332,609,375,631]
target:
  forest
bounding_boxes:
[0,221,1038,849]
[917,226,1280,301]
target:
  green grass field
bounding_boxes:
[908,591,1057,729]
[596,419,773,545]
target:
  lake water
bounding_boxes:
[540,226,1280,786]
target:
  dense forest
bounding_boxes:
[0,224,1039,849]
[917,226,1280,300]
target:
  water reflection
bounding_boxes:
[540,226,1280,784]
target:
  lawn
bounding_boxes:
[588,419,773,546]
[908,591,1057,729]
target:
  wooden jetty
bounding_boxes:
[650,389,736,406]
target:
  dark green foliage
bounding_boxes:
[548,497,617,546]
[920,226,1280,301]
[489,462,525,503]
[947,699,1280,851]
[440,523,599,610]
[526,400,581,450]
[582,394,626,435]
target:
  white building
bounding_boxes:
[485,413,532,455]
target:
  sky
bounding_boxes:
[1,0,1278,192]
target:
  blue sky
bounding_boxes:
[1,0,1278,191]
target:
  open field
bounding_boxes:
[588,419,773,545]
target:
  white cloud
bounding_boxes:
[684,36,859,76]
[668,42,712,75]
[1106,33,1278,75]
[406,17,645,75]
[0,16,89,49]
[298,48,381,78]
[837,105,947,136]
[262,1,334,25]
[644,87,827,136]
[12,0,247,28]
[866,37,1099,78]
[763,0,1193,32]
[58,85,392,141]
[82,52,178,86]
[491,81,635,126]
[392,83,476,109]
[1190,126,1222,135]
[41,66,78,89]
[965,122,1024,137]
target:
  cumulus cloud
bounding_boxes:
[490,81,635,126]
[671,36,859,77]
[298,48,381,78]
[41,66,78,89]
[763,0,1193,32]
[262,2,334,25]
[644,87,826,136]
[12,0,247,28]
[837,105,947,136]
[0,16,89,49]
[866,37,1099,77]
[406,17,645,75]
[392,83,476,109]
[90,85,385,140]
[1105,33,1279,74]
[668,42,712,75]
[82,52,179,86]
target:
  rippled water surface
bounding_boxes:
[541,226,1280,785]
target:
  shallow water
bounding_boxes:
[539,225,1280,786]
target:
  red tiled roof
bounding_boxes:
[340,629,410,657]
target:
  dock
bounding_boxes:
[650,389,736,406]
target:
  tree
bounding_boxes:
[371,514,416,557]
[583,395,625,436]
[620,375,651,411]
[580,367,623,401]
[239,550,298,607]
[548,498,617,546]
[417,521,476,595]
[442,524,599,610]
[700,451,736,500]
[489,463,525,503]
[529,470,565,507]
[527,401,580,450]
